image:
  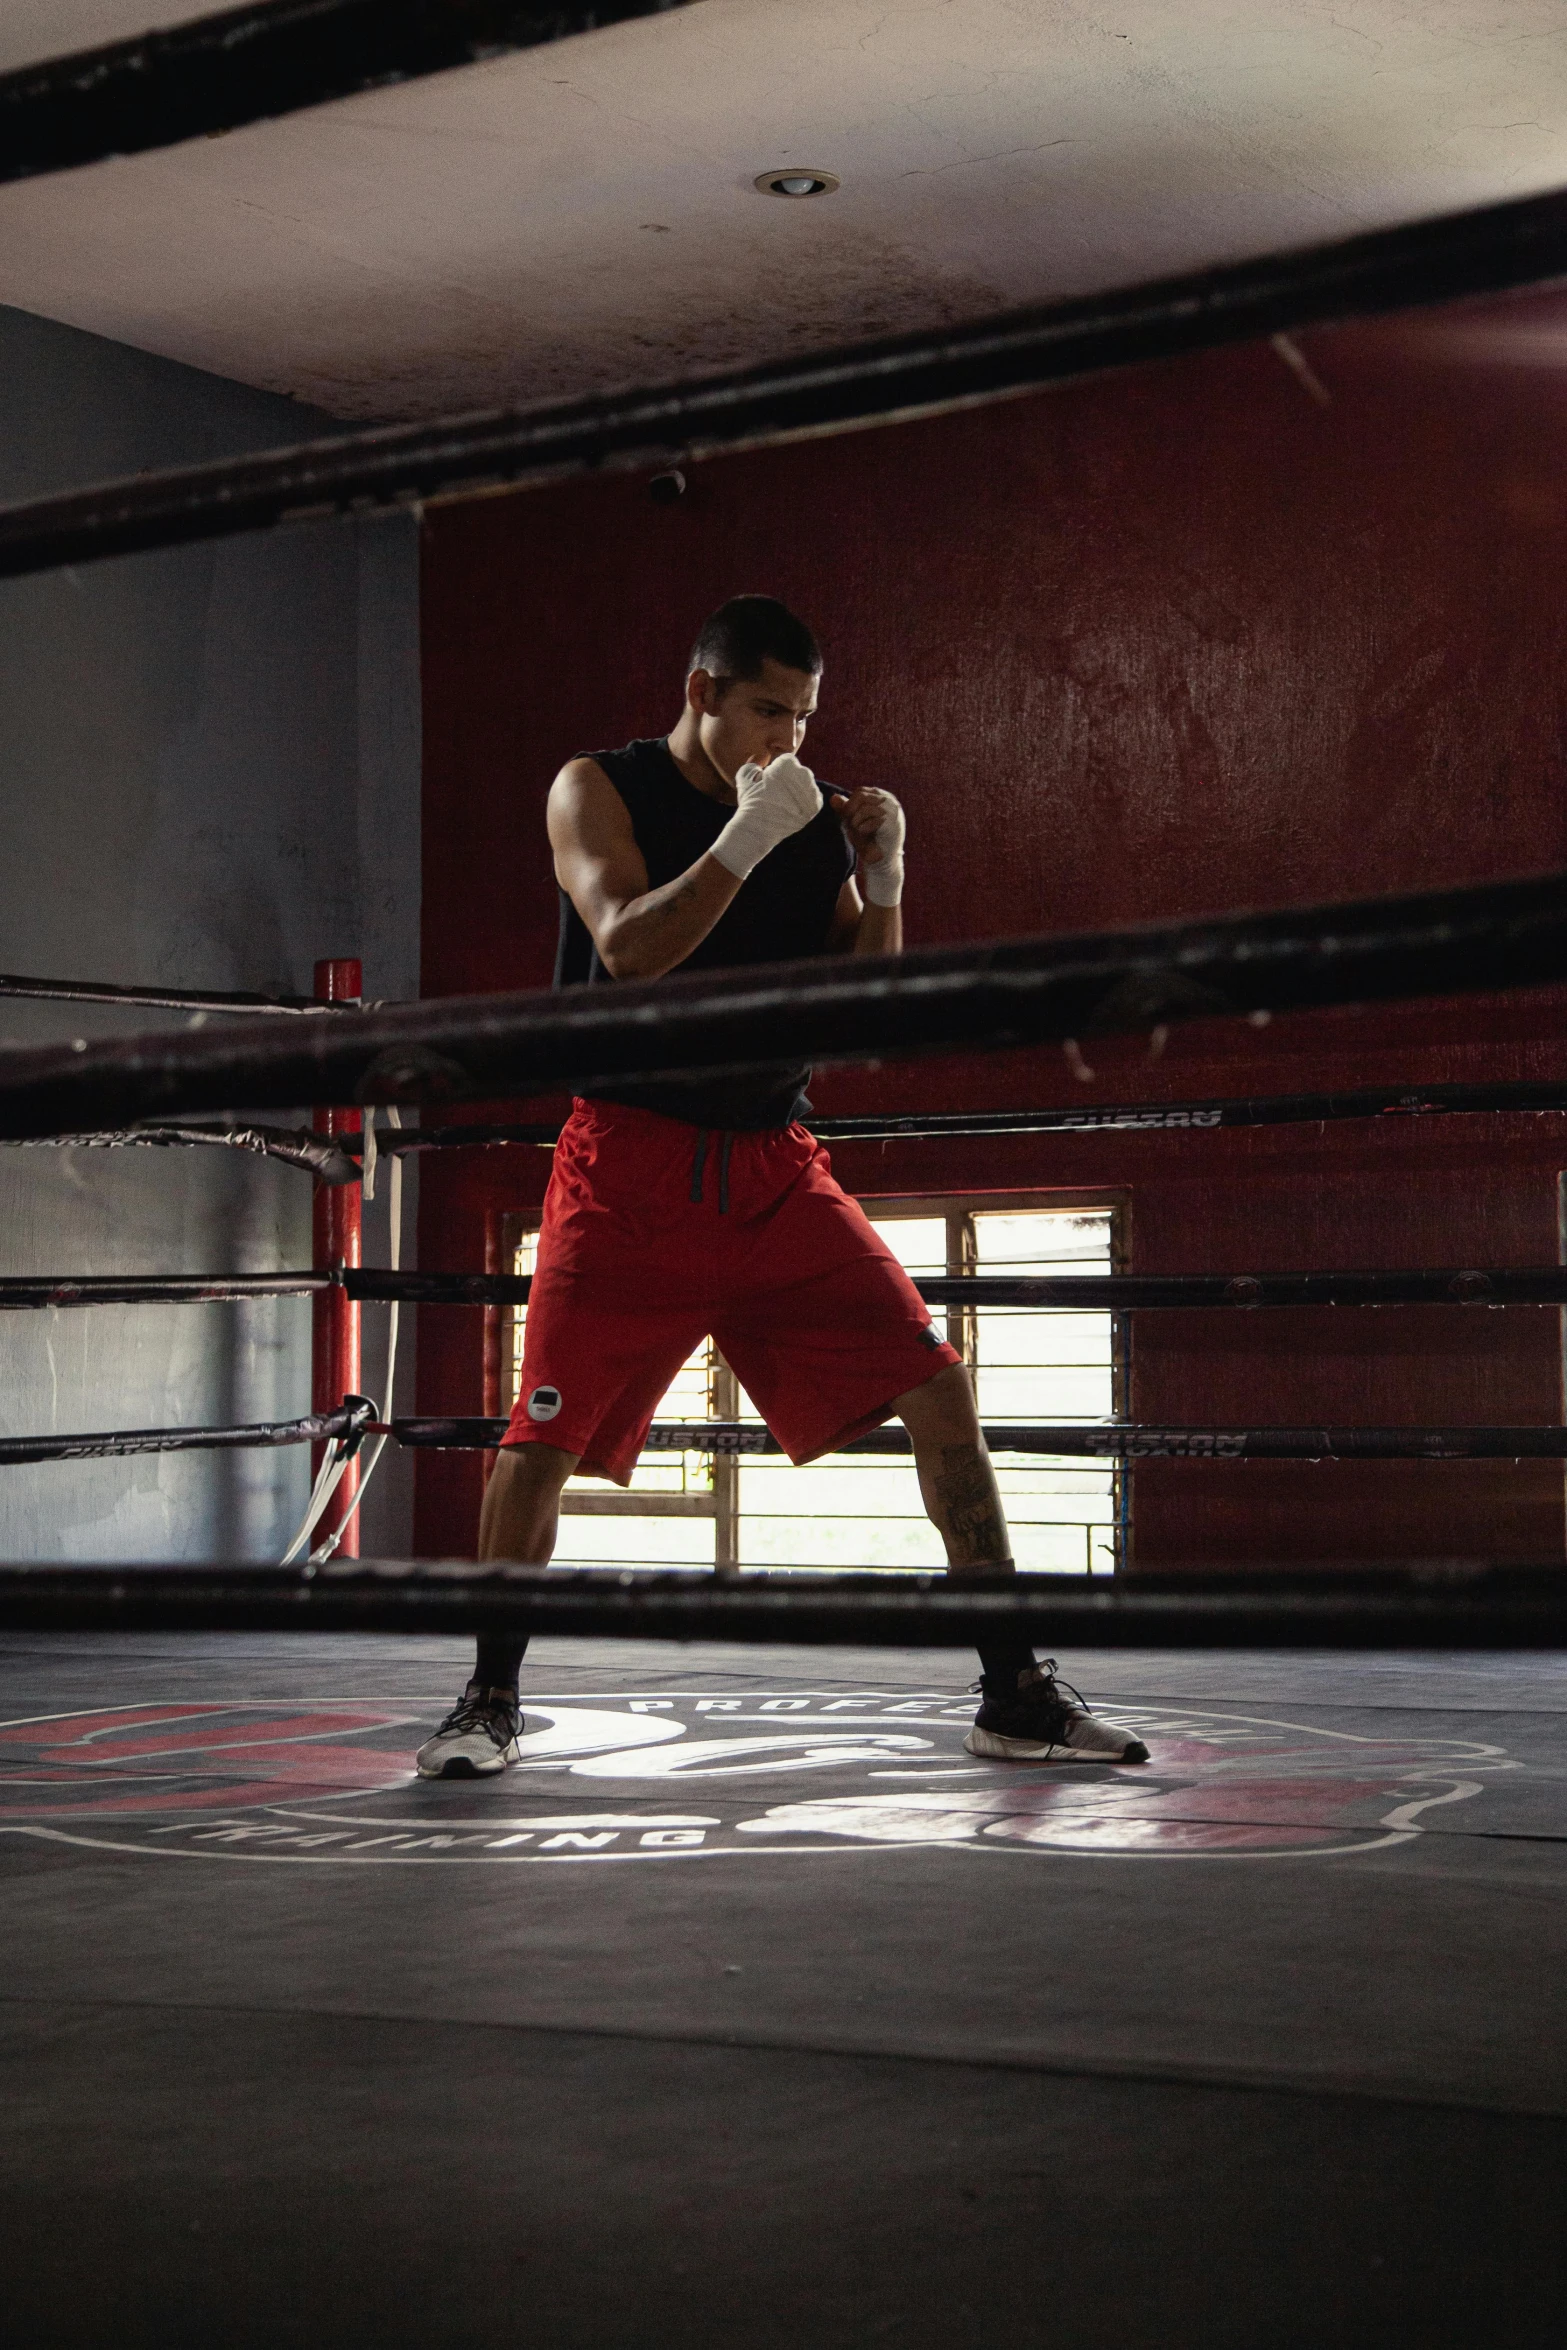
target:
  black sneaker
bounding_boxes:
[965,1660,1149,1764]
[415,1683,522,1778]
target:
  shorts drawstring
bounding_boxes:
[691,1128,736,1213]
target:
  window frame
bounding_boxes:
[493,1188,1129,1572]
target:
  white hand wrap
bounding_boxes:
[862,795,906,907]
[710,753,822,880]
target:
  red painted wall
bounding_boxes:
[418,292,1567,1565]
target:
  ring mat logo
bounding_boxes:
[0,1692,1509,1864]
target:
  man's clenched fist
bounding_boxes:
[833,786,905,907]
[711,753,824,880]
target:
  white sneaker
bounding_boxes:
[415,1685,522,1779]
[964,1662,1149,1764]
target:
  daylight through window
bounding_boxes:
[504,1202,1121,1573]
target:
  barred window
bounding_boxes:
[502,1197,1122,1574]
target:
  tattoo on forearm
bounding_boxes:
[647,876,701,925]
[930,1443,1009,1565]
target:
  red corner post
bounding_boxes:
[312,956,363,1556]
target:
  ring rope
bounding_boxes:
[0,971,363,1015]
[11,1073,1567,1185]
[386,1417,1567,1463]
[12,1073,1567,1184]
[1,1267,1565,1310]
[0,1396,372,1467]
[0,1560,1561,1649]
[4,1403,1567,1466]
[0,1123,362,1181]
[3,868,1567,1141]
[350,1081,1567,1152]
[339,1265,1567,1312]
[0,1273,332,1308]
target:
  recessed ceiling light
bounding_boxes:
[755,169,840,198]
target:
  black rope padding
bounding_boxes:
[13,1078,1567,1190]
[3,868,1567,1140]
[348,1266,1567,1310]
[9,1076,1567,1193]
[5,1073,1567,1192]
[0,1395,373,1466]
[0,1272,331,1309]
[24,1403,1554,1472]
[809,1080,1567,1139]
[377,1082,1567,1154]
[387,1416,1567,1461]
[1,183,1566,580]
[0,1124,362,1183]
[0,1560,1561,1647]
[7,1265,1567,1311]
[0,972,354,1015]
[0,0,696,184]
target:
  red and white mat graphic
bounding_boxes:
[0,1690,1513,1864]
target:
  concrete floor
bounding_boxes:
[2,1633,1563,2346]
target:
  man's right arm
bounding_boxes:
[548,759,742,982]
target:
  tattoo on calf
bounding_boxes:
[931,1443,1009,1565]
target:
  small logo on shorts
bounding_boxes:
[527,1385,563,1422]
[918,1325,941,1350]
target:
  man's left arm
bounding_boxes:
[827,787,905,955]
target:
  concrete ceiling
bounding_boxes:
[0,1,1564,422]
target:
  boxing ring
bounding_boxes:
[4,18,1567,2350]
[3,0,1567,1642]
[3,859,1567,1633]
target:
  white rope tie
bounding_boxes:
[280,1439,355,1566]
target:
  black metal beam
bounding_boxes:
[1,869,1567,1140]
[0,1559,1561,1647]
[387,1416,1567,1461]
[1,182,1566,581]
[0,0,698,184]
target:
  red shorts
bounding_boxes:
[501,1099,960,1484]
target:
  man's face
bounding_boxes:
[689,657,820,785]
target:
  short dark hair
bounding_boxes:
[687,595,822,686]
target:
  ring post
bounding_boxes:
[311,956,363,1554]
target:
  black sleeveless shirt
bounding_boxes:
[555,736,855,1130]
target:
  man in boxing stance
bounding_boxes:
[417,595,1148,1776]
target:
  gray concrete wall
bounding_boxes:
[0,303,421,1562]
